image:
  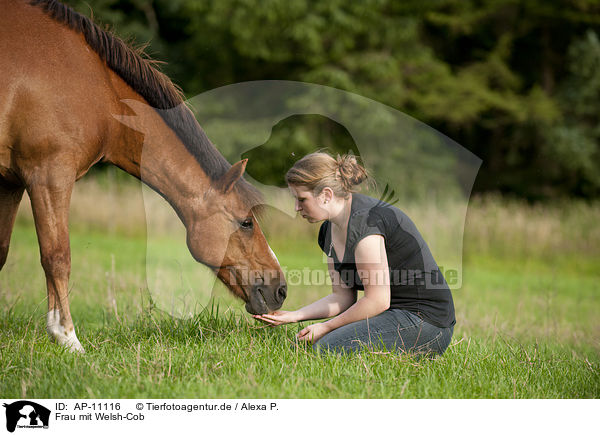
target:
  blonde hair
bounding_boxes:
[285,152,369,199]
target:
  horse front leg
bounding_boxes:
[27,176,84,353]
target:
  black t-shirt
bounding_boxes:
[318,193,456,328]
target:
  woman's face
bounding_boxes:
[288,184,329,223]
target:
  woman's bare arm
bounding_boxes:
[297,235,390,341]
[254,257,356,325]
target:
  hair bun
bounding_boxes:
[336,154,368,190]
[285,151,369,199]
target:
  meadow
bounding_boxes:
[0,175,598,398]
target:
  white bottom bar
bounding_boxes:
[0,399,595,434]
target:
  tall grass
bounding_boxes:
[16,174,600,259]
[465,194,600,259]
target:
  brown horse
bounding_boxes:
[0,0,287,352]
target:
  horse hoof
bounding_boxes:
[49,330,85,353]
[60,335,85,354]
[65,338,85,354]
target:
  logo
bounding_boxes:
[3,401,50,433]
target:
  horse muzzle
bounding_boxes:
[245,282,287,315]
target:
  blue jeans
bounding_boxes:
[313,309,454,356]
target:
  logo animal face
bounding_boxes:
[3,401,51,433]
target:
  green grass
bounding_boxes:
[1,307,598,398]
[1,208,599,398]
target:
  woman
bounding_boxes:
[254,152,455,356]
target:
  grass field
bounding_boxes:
[0,178,598,398]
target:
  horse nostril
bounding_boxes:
[276,285,287,302]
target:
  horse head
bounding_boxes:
[184,159,287,314]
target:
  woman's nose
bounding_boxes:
[295,201,302,211]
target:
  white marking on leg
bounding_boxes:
[46,309,85,353]
[46,309,60,337]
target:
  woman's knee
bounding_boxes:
[414,325,454,357]
[312,324,366,354]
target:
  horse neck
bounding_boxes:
[105,101,209,228]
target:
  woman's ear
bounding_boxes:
[320,187,334,204]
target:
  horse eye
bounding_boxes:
[240,218,253,230]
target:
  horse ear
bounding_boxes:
[219,159,248,194]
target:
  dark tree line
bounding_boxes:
[64,0,600,200]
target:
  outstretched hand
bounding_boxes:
[253,310,299,326]
[253,312,333,344]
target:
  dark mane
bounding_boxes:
[29,0,263,210]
